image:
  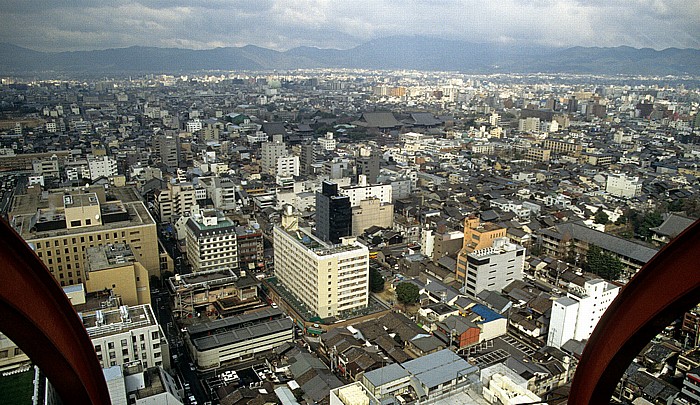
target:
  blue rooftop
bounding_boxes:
[471,304,504,323]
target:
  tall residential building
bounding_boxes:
[273,210,369,318]
[316,181,352,244]
[236,225,264,270]
[152,133,180,169]
[185,209,238,273]
[85,244,151,306]
[155,180,196,223]
[351,198,393,236]
[9,185,160,285]
[300,143,320,175]
[355,150,381,184]
[261,141,287,176]
[455,217,506,282]
[276,155,300,178]
[547,279,620,349]
[463,237,525,298]
[606,173,642,198]
[84,304,170,370]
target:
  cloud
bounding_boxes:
[0,0,697,52]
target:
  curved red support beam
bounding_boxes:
[0,219,111,404]
[569,218,700,404]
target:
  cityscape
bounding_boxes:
[0,2,700,405]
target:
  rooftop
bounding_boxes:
[81,304,157,339]
[86,243,136,271]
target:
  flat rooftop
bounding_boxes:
[169,268,240,291]
[81,304,157,339]
[192,318,293,351]
[11,196,153,240]
[276,225,367,257]
[187,307,283,336]
[86,243,136,271]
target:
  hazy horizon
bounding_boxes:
[1,1,698,53]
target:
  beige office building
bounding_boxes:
[273,211,369,318]
[9,185,160,286]
[351,198,393,236]
[85,244,151,306]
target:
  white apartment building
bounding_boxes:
[185,118,202,133]
[246,131,268,144]
[606,173,642,198]
[185,209,238,273]
[463,237,525,298]
[261,141,287,175]
[276,155,300,178]
[547,279,620,349]
[273,212,369,318]
[319,132,336,151]
[197,176,237,212]
[84,304,169,370]
[88,155,118,180]
[340,176,392,207]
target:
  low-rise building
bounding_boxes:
[168,269,260,318]
[185,308,293,369]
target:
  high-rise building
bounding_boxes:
[261,141,287,176]
[455,217,506,282]
[300,143,319,175]
[315,181,351,244]
[9,185,160,285]
[463,237,525,298]
[152,133,180,169]
[355,150,381,184]
[185,209,238,273]
[274,209,369,318]
[547,279,620,349]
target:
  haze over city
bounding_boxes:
[1,0,699,52]
[1,1,700,405]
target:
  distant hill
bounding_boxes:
[0,37,698,75]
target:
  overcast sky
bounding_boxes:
[1,0,698,52]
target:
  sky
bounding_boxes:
[1,0,698,52]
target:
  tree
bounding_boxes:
[369,267,385,293]
[594,210,609,225]
[585,245,623,281]
[396,282,420,305]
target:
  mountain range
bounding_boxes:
[1,36,698,76]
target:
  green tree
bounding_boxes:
[594,210,609,225]
[585,245,623,281]
[395,282,420,305]
[369,267,385,293]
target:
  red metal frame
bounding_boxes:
[0,219,110,404]
[569,218,700,403]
